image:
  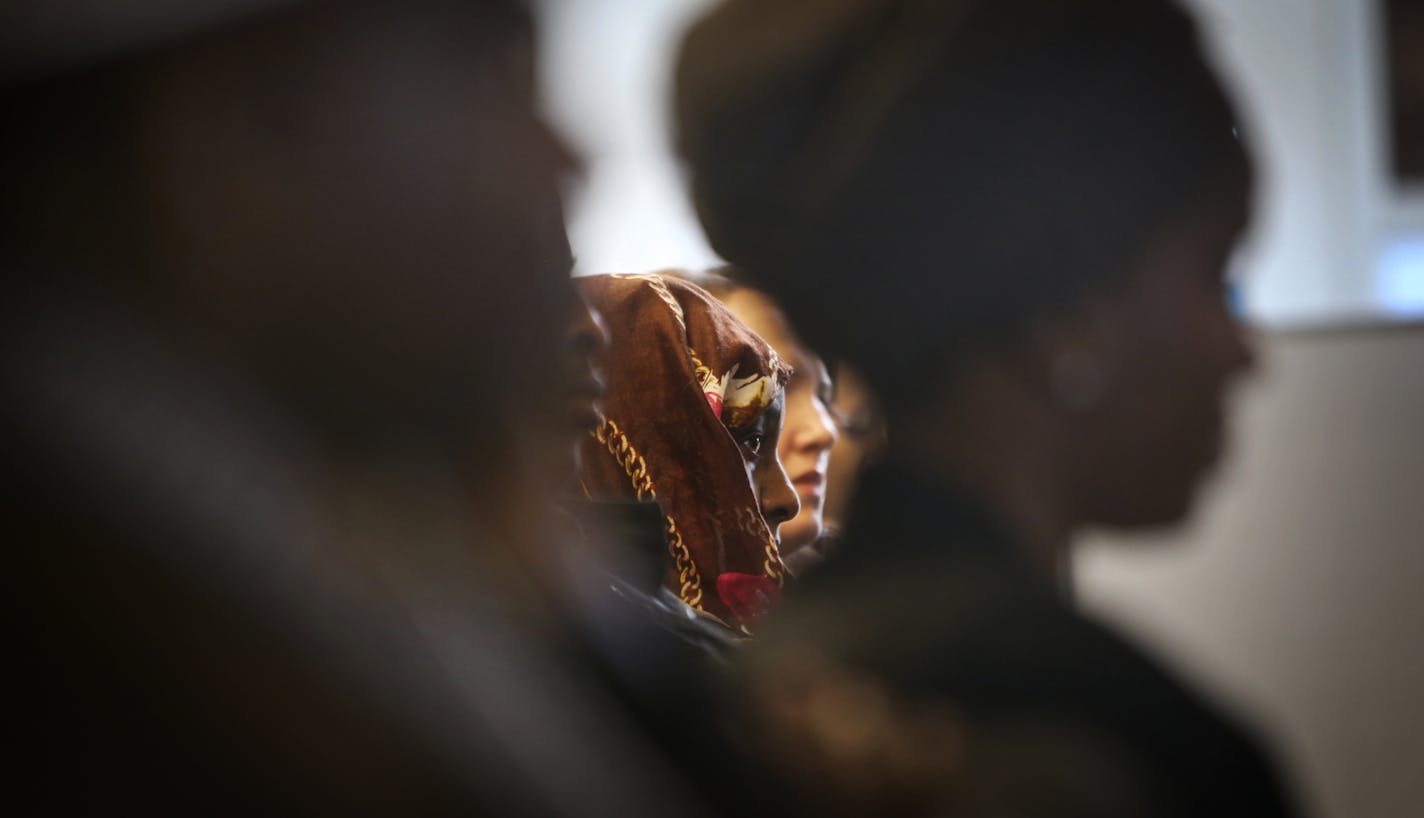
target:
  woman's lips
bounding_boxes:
[792,470,824,489]
[792,471,825,510]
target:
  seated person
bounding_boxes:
[678,0,1299,813]
[820,361,888,552]
[573,273,798,636]
[672,268,841,577]
[4,1,701,814]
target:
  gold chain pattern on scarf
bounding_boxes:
[593,417,655,502]
[592,272,787,611]
[592,418,705,609]
[763,534,786,586]
[684,353,787,590]
[746,505,787,586]
[688,349,716,390]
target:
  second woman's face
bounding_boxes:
[722,290,838,554]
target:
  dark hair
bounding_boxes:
[677,0,1250,408]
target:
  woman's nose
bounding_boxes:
[801,397,838,451]
[758,456,801,536]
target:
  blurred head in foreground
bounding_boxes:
[575,273,796,630]
[678,0,1256,569]
[674,268,839,575]
[2,0,577,492]
[3,2,679,813]
[821,362,887,529]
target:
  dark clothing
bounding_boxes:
[6,300,706,818]
[749,463,1299,817]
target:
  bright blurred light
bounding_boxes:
[1376,235,1424,317]
[536,0,722,277]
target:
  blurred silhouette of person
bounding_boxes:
[673,268,840,577]
[4,2,706,815]
[677,0,1299,815]
[574,273,797,635]
[819,362,887,556]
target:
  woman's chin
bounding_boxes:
[777,516,822,555]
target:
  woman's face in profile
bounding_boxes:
[1074,170,1257,527]
[720,289,837,554]
[727,393,800,544]
[549,292,608,479]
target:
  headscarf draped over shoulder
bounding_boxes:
[576,273,791,631]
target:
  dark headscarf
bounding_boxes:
[576,273,792,631]
[677,0,1248,406]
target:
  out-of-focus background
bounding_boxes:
[535,0,1424,816]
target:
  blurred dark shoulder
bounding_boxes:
[555,495,746,670]
[739,463,1299,818]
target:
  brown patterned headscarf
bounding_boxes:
[576,273,791,631]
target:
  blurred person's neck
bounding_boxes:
[890,364,1075,595]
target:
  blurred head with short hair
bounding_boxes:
[677,0,1256,556]
[3,0,576,468]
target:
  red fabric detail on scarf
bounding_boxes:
[704,390,724,420]
[716,572,781,624]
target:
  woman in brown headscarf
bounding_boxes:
[575,273,799,635]
[667,268,842,579]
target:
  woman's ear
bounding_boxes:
[1020,298,1123,414]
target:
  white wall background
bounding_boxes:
[535,0,720,276]
[1185,0,1424,324]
